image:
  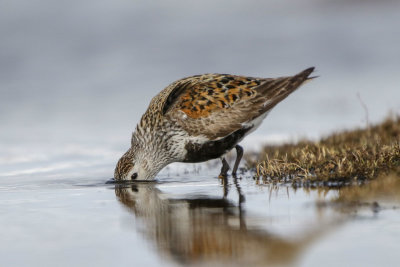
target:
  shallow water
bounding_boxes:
[1,171,399,267]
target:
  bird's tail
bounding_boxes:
[299,67,318,85]
[255,67,317,113]
[289,67,317,88]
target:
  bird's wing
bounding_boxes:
[164,68,315,140]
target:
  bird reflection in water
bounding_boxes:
[114,178,337,267]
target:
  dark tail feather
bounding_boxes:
[300,67,315,77]
[304,66,318,80]
[285,67,316,91]
[292,67,315,82]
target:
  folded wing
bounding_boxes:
[163,68,315,140]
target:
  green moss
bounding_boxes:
[249,116,400,185]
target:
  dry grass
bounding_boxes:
[249,115,400,186]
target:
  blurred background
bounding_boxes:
[1,0,400,179]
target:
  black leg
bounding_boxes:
[218,157,230,178]
[232,145,244,178]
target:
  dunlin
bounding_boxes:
[115,67,316,180]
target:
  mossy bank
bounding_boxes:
[247,115,400,186]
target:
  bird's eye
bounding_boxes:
[131,173,138,180]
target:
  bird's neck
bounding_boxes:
[132,131,172,175]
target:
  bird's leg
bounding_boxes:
[232,145,244,178]
[219,157,230,178]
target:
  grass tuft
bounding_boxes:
[249,115,400,185]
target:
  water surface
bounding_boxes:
[1,172,399,267]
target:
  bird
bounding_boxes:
[114,67,316,181]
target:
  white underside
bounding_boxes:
[240,111,270,138]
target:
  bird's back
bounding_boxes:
[157,67,315,140]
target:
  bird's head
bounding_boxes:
[114,148,157,181]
